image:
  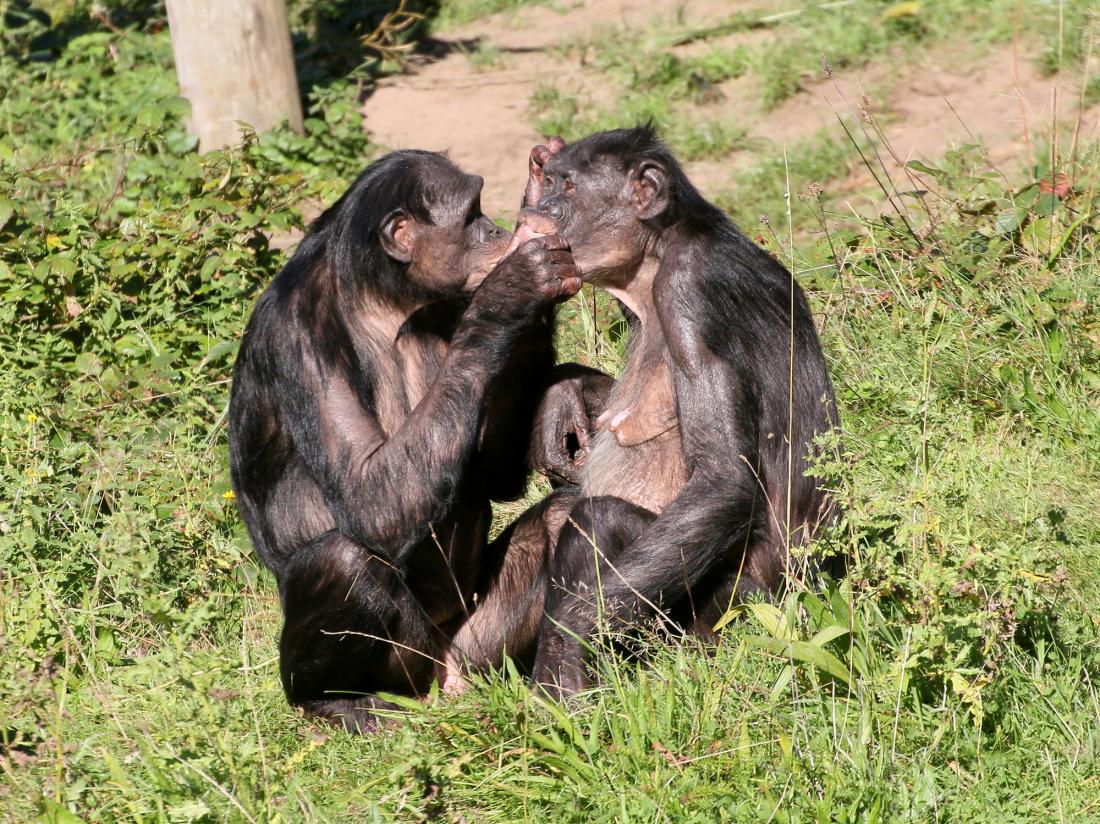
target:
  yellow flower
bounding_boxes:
[46,235,62,250]
[222,490,236,503]
[26,413,38,424]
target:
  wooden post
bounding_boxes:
[165,0,304,152]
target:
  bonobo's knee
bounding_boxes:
[556,495,656,562]
[278,532,436,704]
[547,496,656,614]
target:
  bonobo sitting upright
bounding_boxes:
[525,126,842,696]
[228,151,608,731]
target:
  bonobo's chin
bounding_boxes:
[463,239,513,291]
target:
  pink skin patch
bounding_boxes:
[597,407,631,431]
[436,654,468,696]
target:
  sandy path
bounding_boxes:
[362,1,1098,218]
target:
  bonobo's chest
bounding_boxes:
[581,325,688,514]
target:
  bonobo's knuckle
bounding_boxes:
[542,233,568,252]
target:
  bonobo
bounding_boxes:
[228,150,603,731]
[527,126,841,696]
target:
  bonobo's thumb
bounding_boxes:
[503,209,560,257]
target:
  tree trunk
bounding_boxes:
[165,0,304,152]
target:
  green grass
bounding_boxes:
[2,4,1100,823]
[432,0,555,30]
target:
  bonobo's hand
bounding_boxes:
[523,136,566,210]
[529,365,613,486]
[473,227,581,319]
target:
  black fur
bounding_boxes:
[228,151,583,729]
[530,127,842,696]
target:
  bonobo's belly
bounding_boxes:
[582,426,687,513]
[580,355,688,514]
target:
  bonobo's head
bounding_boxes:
[322,150,511,304]
[533,125,719,284]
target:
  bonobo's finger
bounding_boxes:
[503,211,561,257]
[517,208,560,236]
[530,137,565,169]
[558,273,583,298]
[546,250,574,266]
[524,138,567,207]
[538,233,569,252]
[503,224,542,257]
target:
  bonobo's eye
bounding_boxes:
[563,177,575,194]
[544,175,556,190]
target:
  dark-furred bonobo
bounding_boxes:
[228,150,607,730]
[527,127,841,697]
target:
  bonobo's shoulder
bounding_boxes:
[652,225,743,303]
[661,222,793,296]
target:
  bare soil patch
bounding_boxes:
[362,2,1097,217]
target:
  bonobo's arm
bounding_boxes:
[555,262,763,633]
[280,240,580,563]
[472,306,556,502]
[473,319,614,497]
[513,135,615,487]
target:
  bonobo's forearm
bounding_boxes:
[330,299,545,560]
[474,307,557,501]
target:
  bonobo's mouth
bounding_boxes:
[507,208,560,254]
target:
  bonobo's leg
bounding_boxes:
[278,530,441,733]
[446,487,580,686]
[532,496,657,697]
[672,565,773,638]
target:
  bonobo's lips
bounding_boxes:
[502,208,561,256]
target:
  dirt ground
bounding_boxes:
[362,0,1099,219]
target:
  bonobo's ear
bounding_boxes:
[630,160,669,220]
[380,209,414,263]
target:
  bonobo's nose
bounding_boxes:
[537,196,565,222]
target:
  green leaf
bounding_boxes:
[1044,328,1064,365]
[0,198,15,231]
[881,2,921,21]
[746,636,853,686]
[1035,192,1059,217]
[38,800,86,824]
[746,602,795,640]
[906,160,943,177]
[994,207,1025,235]
[809,624,850,648]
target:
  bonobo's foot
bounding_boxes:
[436,651,469,696]
[531,630,590,699]
[298,696,402,735]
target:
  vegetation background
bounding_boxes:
[0,0,1098,820]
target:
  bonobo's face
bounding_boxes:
[535,149,648,285]
[420,169,512,293]
[385,164,511,297]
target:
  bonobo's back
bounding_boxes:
[694,215,839,550]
